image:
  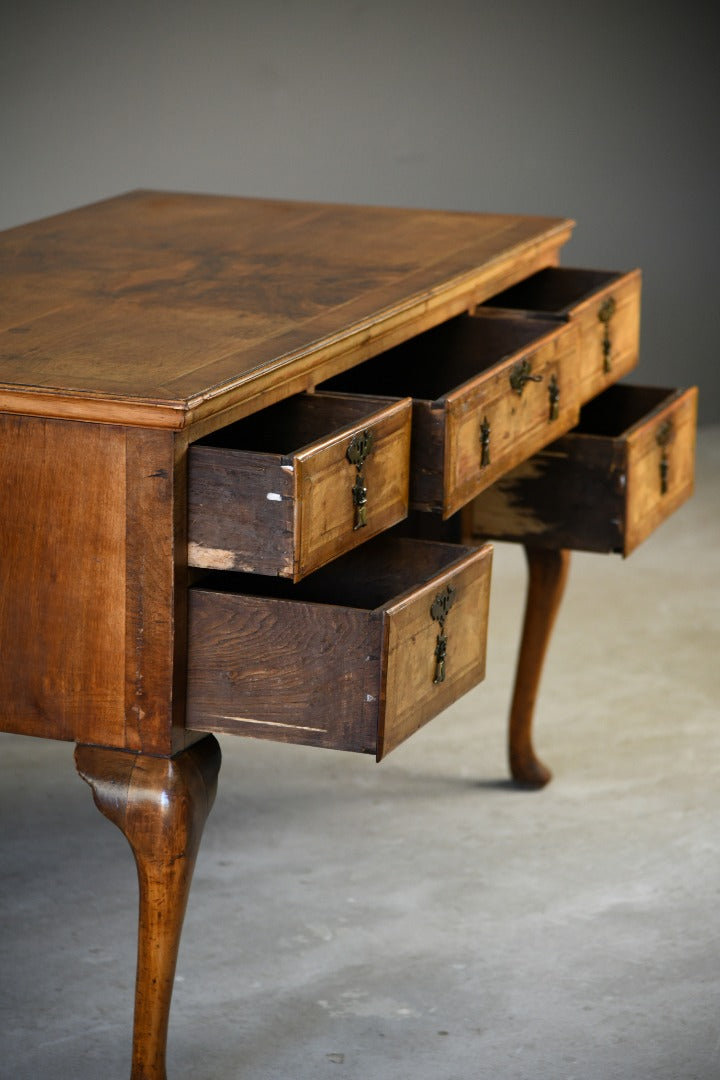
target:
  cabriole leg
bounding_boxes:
[508,547,570,788]
[75,736,221,1080]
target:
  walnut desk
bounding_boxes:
[0,192,696,1078]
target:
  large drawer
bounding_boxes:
[465,384,697,556]
[188,391,411,581]
[186,535,493,760]
[320,311,580,518]
[481,266,641,403]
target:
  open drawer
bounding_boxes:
[188,391,411,581]
[320,311,580,518]
[465,384,698,556]
[481,266,641,403]
[186,535,493,760]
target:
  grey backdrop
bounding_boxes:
[2,0,718,422]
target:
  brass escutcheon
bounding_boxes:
[346,429,375,529]
[509,358,543,396]
[656,419,673,495]
[548,374,560,421]
[598,296,616,373]
[479,415,491,466]
[655,419,673,448]
[430,584,456,684]
[346,429,374,467]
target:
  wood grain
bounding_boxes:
[0,415,127,742]
[0,415,187,753]
[186,588,380,753]
[506,548,570,787]
[466,384,698,557]
[188,446,296,576]
[379,542,493,760]
[442,317,580,516]
[624,385,697,554]
[295,396,411,578]
[0,191,573,429]
[124,426,187,754]
[322,312,581,517]
[188,392,411,580]
[76,735,221,1080]
[186,537,492,758]
[481,266,642,403]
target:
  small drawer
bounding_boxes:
[320,312,581,519]
[466,384,697,556]
[482,267,641,403]
[188,391,411,581]
[186,535,493,761]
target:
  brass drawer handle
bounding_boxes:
[548,374,560,421]
[430,584,456,684]
[598,296,616,373]
[346,428,375,529]
[509,358,543,395]
[479,415,491,467]
[656,419,673,495]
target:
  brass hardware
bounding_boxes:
[656,419,673,495]
[351,476,368,527]
[431,584,456,623]
[434,632,448,685]
[346,429,374,529]
[548,374,560,421]
[598,296,616,373]
[430,584,456,684]
[479,416,491,466]
[509,358,543,396]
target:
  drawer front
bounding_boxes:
[188,393,411,581]
[379,545,492,760]
[186,536,492,760]
[321,313,581,518]
[464,384,697,557]
[624,385,697,554]
[443,317,580,516]
[295,395,411,579]
[567,269,641,402]
[484,267,641,403]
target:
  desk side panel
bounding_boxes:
[0,415,181,753]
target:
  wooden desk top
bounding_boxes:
[0,191,573,429]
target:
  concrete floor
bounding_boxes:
[1,427,719,1080]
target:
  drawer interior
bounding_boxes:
[320,313,556,402]
[195,391,399,454]
[572,384,677,438]
[484,267,623,315]
[191,534,476,611]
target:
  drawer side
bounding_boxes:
[188,446,295,575]
[186,589,379,753]
[464,436,627,553]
